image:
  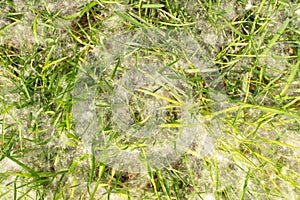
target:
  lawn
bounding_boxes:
[0,0,299,199]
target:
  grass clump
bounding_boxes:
[0,0,299,199]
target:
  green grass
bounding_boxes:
[1,0,300,199]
